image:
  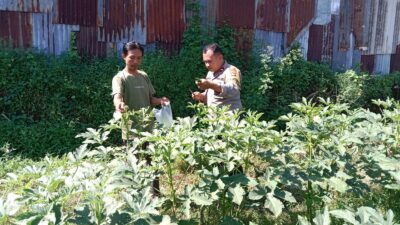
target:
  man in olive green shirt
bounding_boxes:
[112,41,168,196]
[112,41,169,140]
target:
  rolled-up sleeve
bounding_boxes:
[111,76,124,98]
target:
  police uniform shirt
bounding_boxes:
[205,61,242,111]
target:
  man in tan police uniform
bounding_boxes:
[191,43,242,111]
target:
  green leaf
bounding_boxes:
[385,184,400,190]
[274,189,296,203]
[313,208,330,225]
[213,167,220,177]
[0,193,21,217]
[221,174,252,186]
[389,171,400,183]
[264,193,283,217]
[248,187,266,201]
[377,155,400,171]
[386,210,395,225]
[357,207,372,224]
[216,179,225,190]
[297,215,312,225]
[328,177,348,193]
[191,192,213,206]
[228,185,245,205]
[336,171,353,180]
[181,198,191,219]
[330,209,359,225]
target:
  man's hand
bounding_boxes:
[151,96,170,106]
[160,97,170,106]
[192,91,205,102]
[196,79,212,90]
[196,79,222,93]
[114,94,125,112]
[115,101,125,112]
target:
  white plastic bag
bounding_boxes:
[154,102,173,127]
[113,111,122,120]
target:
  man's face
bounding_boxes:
[202,49,223,72]
[123,49,143,71]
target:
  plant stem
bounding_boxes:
[165,147,177,215]
[306,180,314,221]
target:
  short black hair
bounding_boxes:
[122,41,144,56]
[203,43,223,55]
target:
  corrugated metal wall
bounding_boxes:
[0,0,185,57]
[287,0,315,45]
[256,0,288,32]
[1,0,399,74]
[0,11,32,48]
[304,0,400,74]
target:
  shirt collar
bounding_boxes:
[213,61,228,76]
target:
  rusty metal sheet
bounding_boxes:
[54,0,97,26]
[254,29,284,59]
[394,2,400,53]
[352,0,364,48]
[287,0,315,45]
[338,0,352,51]
[0,0,54,12]
[314,0,332,25]
[233,28,254,56]
[77,26,106,57]
[98,0,146,43]
[391,45,400,72]
[146,0,184,49]
[391,55,400,73]
[308,17,335,63]
[307,25,323,62]
[361,55,375,74]
[0,10,32,48]
[217,0,255,29]
[256,0,288,32]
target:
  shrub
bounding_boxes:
[243,46,337,120]
[0,47,117,124]
[0,119,81,157]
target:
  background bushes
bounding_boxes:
[0,49,118,124]
[0,120,81,157]
[0,48,118,157]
